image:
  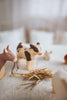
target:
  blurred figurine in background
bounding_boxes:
[44,51,52,60]
[0,45,16,80]
[52,70,67,100]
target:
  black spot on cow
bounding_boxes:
[24,51,31,61]
[17,42,23,50]
[30,44,39,52]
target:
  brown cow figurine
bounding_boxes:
[0,45,16,80]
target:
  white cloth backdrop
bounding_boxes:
[0,0,67,31]
[30,30,54,45]
[0,28,26,45]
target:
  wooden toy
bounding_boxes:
[11,42,42,73]
[52,70,67,100]
[25,42,42,71]
[11,42,27,74]
[44,50,52,60]
[17,42,27,61]
[0,45,16,79]
[64,54,67,63]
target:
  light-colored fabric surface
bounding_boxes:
[30,30,54,45]
[30,30,67,45]
[0,0,67,31]
[0,27,26,46]
[0,44,67,100]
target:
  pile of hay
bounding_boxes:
[13,68,52,90]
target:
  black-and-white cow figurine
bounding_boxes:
[25,42,42,71]
[17,42,27,61]
[11,42,42,73]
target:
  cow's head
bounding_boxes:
[3,45,16,62]
[30,42,42,55]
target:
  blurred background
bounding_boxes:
[0,0,67,46]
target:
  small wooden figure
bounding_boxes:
[25,42,42,71]
[44,50,52,60]
[0,45,16,79]
[52,70,67,100]
[11,43,27,74]
[64,54,67,63]
[17,42,27,61]
[11,42,42,73]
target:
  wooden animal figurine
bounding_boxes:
[44,50,52,60]
[11,42,42,73]
[11,42,27,74]
[17,42,27,61]
[25,42,42,71]
[0,45,16,80]
[64,54,67,63]
[52,70,67,100]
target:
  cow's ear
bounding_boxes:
[30,44,34,48]
[17,42,23,50]
[36,42,40,45]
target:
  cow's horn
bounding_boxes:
[7,45,9,50]
[5,49,8,53]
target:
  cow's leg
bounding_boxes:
[0,66,5,80]
[10,62,16,76]
[16,62,19,70]
[16,59,20,71]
